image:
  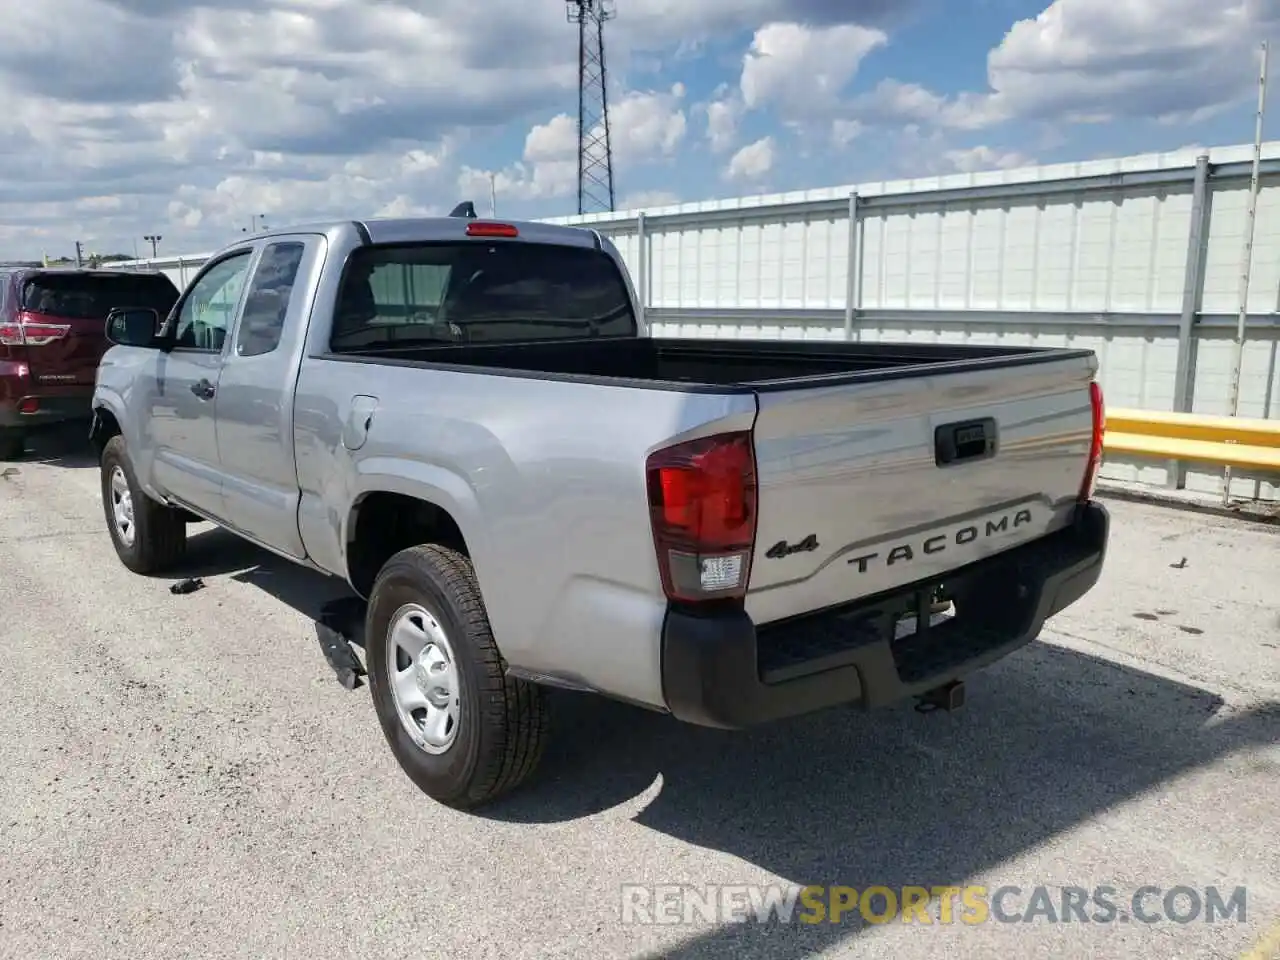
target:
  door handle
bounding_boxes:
[191,379,216,400]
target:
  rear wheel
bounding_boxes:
[100,435,187,574]
[366,544,549,809]
[0,429,24,460]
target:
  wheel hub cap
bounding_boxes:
[109,465,135,547]
[416,649,453,708]
[387,603,460,754]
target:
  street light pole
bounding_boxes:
[1222,40,1270,505]
[143,235,162,258]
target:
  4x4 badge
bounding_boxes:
[765,534,819,559]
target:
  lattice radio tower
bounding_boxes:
[566,0,616,214]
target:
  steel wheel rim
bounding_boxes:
[109,466,136,547]
[386,602,460,754]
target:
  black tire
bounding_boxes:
[0,429,24,460]
[366,544,549,809]
[100,435,187,574]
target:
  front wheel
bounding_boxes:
[366,544,549,809]
[100,435,187,574]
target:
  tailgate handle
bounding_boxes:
[935,418,996,466]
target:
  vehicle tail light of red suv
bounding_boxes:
[646,431,759,603]
[0,314,72,349]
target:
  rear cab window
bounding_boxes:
[328,241,637,352]
[22,272,180,320]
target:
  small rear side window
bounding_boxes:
[236,242,306,357]
[22,272,180,320]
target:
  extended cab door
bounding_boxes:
[147,248,256,518]
[213,236,321,559]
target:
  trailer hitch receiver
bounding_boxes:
[914,679,965,714]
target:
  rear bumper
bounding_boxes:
[0,364,92,430]
[660,500,1110,729]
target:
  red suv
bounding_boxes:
[0,268,181,459]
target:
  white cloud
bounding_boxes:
[845,80,948,126]
[831,119,865,146]
[164,143,456,236]
[852,0,1278,132]
[5,0,883,256]
[740,22,887,115]
[943,145,1034,172]
[461,86,687,204]
[0,0,1269,259]
[975,0,1275,126]
[524,115,578,164]
[704,96,743,152]
[611,85,688,160]
[615,0,907,49]
[725,136,776,181]
[0,0,581,254]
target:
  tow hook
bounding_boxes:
[914,679,965,714]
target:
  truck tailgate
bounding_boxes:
[746,353,1098,626]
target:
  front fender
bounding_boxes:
[89,387,126,444]
[91,369,164,502]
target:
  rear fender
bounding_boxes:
[346,457,491,589]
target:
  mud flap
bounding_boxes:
[316,596,368,690]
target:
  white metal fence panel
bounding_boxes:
[111,140,1280,500]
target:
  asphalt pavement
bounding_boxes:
[1,427,1277,960]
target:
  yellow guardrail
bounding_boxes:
[1105,408,1280,471]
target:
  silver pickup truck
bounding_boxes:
[91,210,1109,808]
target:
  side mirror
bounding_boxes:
[105,307,163,348]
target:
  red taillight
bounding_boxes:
[17,397,38,414]
[1079,381,1105,501]
[0,314,72,347]
[646,431,758,603]
[466,221,519,238]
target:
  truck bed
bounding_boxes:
[320,330,1100,627]
[329,336,1093,391]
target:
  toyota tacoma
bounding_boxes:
[90,209,1109,808]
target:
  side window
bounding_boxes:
[235,242,305,357]
[172,252,253,352]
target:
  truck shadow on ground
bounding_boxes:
[14,422,98,470]
[172,521,1279,960]
[177,525,358,624]
[505,659,1277,959]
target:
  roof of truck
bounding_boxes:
[241,206,604,250]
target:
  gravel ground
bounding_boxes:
[1,427,1277,960]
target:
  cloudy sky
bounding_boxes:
[0,0,1275,260]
